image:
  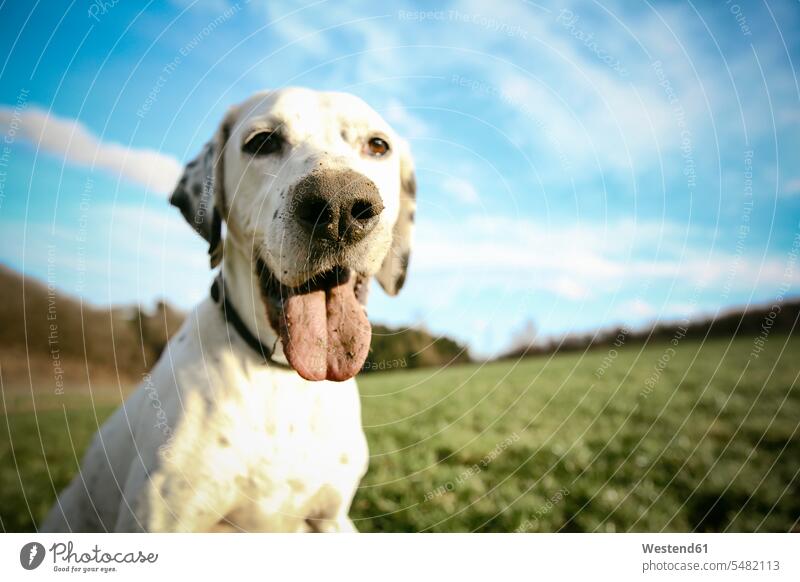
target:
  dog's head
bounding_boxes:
[170,88,415,382]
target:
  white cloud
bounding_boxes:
[261,1,332,57]
[662,301,702,318]
[619,298,656,318]
[0,106,183,195]
[783,178,800,197]
[496,65,674,174]
[381,98,430,137]
[550,277,591,300]
[411,214,799,300]
[441,176,479,205]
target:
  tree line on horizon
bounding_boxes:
[500,299,799,360]
[0,264,471,389]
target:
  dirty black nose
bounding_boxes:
[293,169,384,245]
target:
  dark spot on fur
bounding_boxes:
[395,251,410,291]
[170,190,195,226]
[208,209,222,263]
[408,210,415,222]
[216,119,231,215]
[402,171,416,199]
[218,435,230,446]
[273,209,279,220]
[234,474,258,495]
[304,485,342,532]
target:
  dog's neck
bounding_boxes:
[220,244,285,363]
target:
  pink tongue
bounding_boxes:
[277,276,371,382]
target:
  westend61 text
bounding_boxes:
[642,543,708,554]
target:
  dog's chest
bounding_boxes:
[196,369,368,532]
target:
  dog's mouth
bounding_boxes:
[257,258,370,382]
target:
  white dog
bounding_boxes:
[43,88,416,532]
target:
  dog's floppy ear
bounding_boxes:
[376,141,416,296]
[169,114,234,268]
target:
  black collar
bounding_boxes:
[210,276,291,368]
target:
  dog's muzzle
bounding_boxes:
[257,169,383,382]
[292,169,384,246]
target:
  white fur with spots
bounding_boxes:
[42,88,415,532]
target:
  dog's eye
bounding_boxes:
[365,136,390,157]
[243,130,284,156]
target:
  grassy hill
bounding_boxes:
[2,333,797,532]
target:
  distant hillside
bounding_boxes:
[0,264,183,389]
[363,324,472,373]
[501,298,800,360]
[0,265,470,389]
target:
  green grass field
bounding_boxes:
[2,334,798,532]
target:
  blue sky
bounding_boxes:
[1,0,799,357]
